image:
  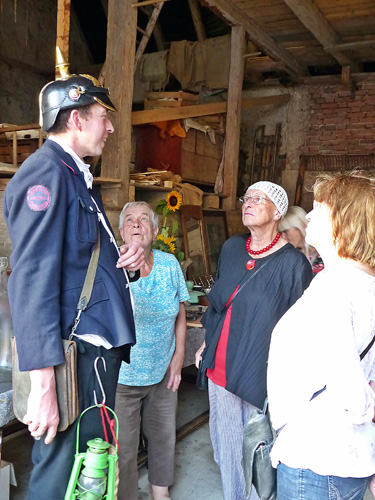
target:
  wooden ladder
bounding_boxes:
[133,0,167,73]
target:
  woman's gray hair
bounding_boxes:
[119,201,159,230]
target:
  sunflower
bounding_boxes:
[166,191,182,212]
[155,234,176,254]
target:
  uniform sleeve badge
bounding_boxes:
[27,185,51,211]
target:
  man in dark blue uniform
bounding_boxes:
[3,63,144,499]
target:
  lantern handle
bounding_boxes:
[93,356,106,406]
[74,404,119,455]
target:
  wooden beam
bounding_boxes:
[282,0,356,68]
[132,0,168,7]
[302,72,375,85]
[101,0,138,208]
[134,3,164,72]
[327,39,375,52]
[199,0,307,76]
[56,0,71,77]
[0,124,41,133]
[0,163,18,175]
[131,94,290,125]
[221,25,246,211]
[188,0,206,42]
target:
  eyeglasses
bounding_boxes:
[239,195,273,205]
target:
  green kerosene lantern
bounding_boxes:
[65,406,118,500]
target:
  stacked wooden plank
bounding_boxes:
[144,91,199,110]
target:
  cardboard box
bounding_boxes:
[0,461,17,500]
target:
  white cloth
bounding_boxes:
[268,262,375,478]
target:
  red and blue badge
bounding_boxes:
[27,185,51,211]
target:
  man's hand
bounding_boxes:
[117,241,145,271]
[167,352,184,392]
[23,367,60,444]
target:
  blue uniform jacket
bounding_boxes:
[3,139,136,371]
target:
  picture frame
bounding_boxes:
[202,210,228,277]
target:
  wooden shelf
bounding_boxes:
[93,176,122,185]
[0,163,18,175]
[133,182,173,192]
[133,182,227,198]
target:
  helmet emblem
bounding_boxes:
[68,87,81,101]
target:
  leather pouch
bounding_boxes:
[196,360,208,391]
[11,337,79,432]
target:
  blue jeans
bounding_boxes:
[277,463,371,500]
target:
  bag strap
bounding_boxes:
[224,245,289,312]
[70,231,101,337]
[360,334,375,360]
[310,327,375,402]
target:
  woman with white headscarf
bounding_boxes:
[195,182,313,500]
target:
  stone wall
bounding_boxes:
[304,82,375,155]
[239,79,375,212]
[0,0,93,124]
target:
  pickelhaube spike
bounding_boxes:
[55,46,71,80]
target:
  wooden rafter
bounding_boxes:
[282,0,356,69]
[188,0,206,43]
[199,0,307,76]
[328,39,375,52]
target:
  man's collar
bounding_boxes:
[48,135,93,189]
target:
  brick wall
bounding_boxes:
[304,82,375,155]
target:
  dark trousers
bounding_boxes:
[28,339,124,500]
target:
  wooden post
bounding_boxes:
[56,0,71,76]
[294,157,307,206]
[101,0,138,208]
[221,25,246,211]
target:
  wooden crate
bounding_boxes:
[0,124,43,167]
[144,91,199,110]
[0,139,39,166]
[181,129,224,185]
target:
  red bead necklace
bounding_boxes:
[245,232,281,270]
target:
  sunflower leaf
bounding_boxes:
[171,219,179,236]
[175,251,185,263]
